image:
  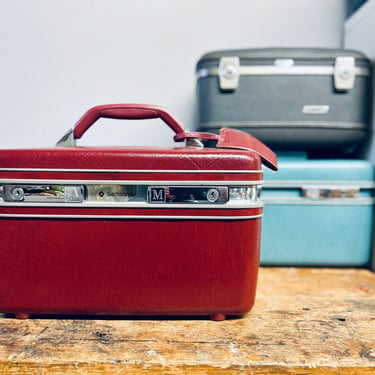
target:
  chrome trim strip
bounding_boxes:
[0,168,262,174]
[0,201,263,209]
[197,65,370,78]
[0,213,263,220]
[263,197,374,206]
[199,121,367,130]
[0,179,263,186]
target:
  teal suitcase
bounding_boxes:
[261,154,374,266]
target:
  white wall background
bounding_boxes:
[0,0,345,149]
[345,0,375,162]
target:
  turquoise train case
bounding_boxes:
[261,154,374,266]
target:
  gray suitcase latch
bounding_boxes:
[334,57,356,90]
[219,57,240,90]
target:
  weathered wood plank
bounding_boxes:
[0,267,374,374]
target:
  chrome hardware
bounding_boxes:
[87,184,141,202]
[206,188,220,202]
[2,185,84,203]
[198,57,368,87]
[201,55,362,92]
[274,59,295,67]
[218,57,240,90]
[147,186,229,204]
[8,187,24,201]
[56,129,77,147]
[185,137,204,148]
[302,105,330,114]
[1,181,261,209]
[302,186,359,199]
[230,186,259,201]
[334,57,356,90]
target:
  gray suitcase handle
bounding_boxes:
[56,104,185,146]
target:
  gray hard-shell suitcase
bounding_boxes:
[196,48,372,151]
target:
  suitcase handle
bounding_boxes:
[72,104,185,139]
[56,104,277,171]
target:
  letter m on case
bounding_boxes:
[149,187,166,203]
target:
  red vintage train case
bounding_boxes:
[0,104,277,320]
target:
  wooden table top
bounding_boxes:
[0,267,374,374]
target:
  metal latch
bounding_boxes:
[302,186,359,199]
[218,57,240,90]
[334,57,356,90]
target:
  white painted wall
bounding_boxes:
[345,0,375,162]
[0,0,345,149]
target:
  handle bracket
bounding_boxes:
[56,129,76,147]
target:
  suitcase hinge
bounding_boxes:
[334,57,356,90]
[218,57,240,90]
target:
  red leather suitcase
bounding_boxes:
[0,104,277,320]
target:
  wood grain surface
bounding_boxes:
[0,267,374,374]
